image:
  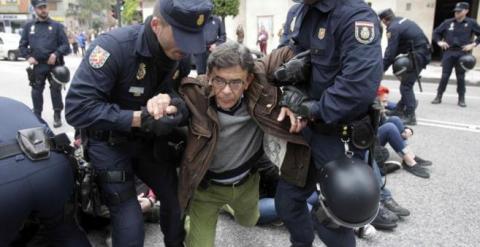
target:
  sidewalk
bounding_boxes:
[384,62,480,87]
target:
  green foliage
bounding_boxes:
[75,0,110,29]
[212,0,239,21]
[122,0,141,24]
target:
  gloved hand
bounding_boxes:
[140,98,185,136]
[279,86,314,119]
[273,50,311,86]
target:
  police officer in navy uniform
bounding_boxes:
[0,96,91,247]
[193,15,226,74]
[274,0,383,246]
[432,2,480,107]
[19,0,71,128]
[65,0,212,246]
[278,3,302,48]
[379,9,431,125]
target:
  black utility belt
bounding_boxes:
[208,172,252,187]
[309,115,375,150]
[86,129,149,145]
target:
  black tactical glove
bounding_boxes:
[279,86,314,119]
[273,50,311,86]
[140,98,185,136]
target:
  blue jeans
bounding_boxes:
[258,192,318,225]
[378,117,406,154]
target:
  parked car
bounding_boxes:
[0,32,21,61]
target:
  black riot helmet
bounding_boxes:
[50,65,70,87]
[392,54,412,77]
[458,54,476,71]
[316,157,380,228]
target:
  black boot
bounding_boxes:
[401,112,417,125]
[53,111,62,128]
[431,94,442,104]
[458,95,467,107]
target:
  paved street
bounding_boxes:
[1,56,479,247]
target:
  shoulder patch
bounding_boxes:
[89,46,111,69]
[355,21,375,44]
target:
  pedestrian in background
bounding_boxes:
[257,25,269,54]
[19,0,71,128]
[431,2,480,107]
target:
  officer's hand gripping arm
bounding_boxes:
[273,50,311,86]
[140,98,188,136]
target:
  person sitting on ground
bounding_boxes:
[377,85,432,179]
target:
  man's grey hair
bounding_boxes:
[207,41,255,74]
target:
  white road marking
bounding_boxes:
[417,118,480,133]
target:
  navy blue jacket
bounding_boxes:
[0,96,69,185]
[433,17,480,48]
[203,16,226,47]
[65,23,186,132]
[291,0,382,124]
[383,17,431,71]
[19,18,70,63]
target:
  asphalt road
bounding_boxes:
[1,56,479,247]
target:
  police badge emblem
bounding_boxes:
[355,21,375,44]
[318,28,326,40]
[136,63,146,80]
[172,70,179,80]
[89,46,110,69]
[197,14,205,26]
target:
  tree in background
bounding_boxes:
[122,0,143,24]
[73,0,110,30]
[212,0,239,22]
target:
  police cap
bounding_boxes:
[31,0,47,8]
[160,0,213,54]
[453,2,469,12]
[378,8,394,20]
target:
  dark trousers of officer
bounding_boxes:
[396,70,418,115]
[275,131,357,247]
[437,50,467,97]
[87,138,184,247]
[193,51,209,75]
[31,63,63,116]
[0,154,90,246]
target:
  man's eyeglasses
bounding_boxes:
[210,76,245,90]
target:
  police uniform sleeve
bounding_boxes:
[19,23,31,59]
[65,36,133,132]
[470,19,480,45]
[55,23,71,56]
[216,17,226,45]
[433,20,447,44]
[383,26,400,71]
[309,8,382,124]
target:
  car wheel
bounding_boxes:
[8,51,17,61]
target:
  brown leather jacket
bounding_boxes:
[177,47,311,209]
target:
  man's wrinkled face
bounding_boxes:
[209,65,253,110]
[34,5,49,20]
[151,17,185,61]
[455,9,468,20]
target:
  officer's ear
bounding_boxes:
[151,16,168,32]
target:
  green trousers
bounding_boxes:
[185,172,260,247]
